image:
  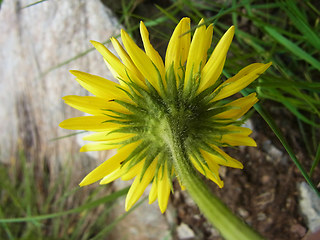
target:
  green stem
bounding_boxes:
[162,119,263,240]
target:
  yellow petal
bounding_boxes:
[140,21,165,82]
[199,26,235,92]
[121,29,160,92]
[215,93,258,119]
[190,155,224,188]
[205,157,223,184]
[120,159,145,181]
[185,19,211,86]
[217,125,256,146]
[176,174,186,191]
[62,95,129,116]
[90,40,131,84]
[213,62,272,101]
[202,24,214,68]
[83,132,135,142]
[222,125,253,135]
[201,145,243,169]
[99,167,124,185]
[69,70,126,99]
[220,134,257,147]
[100,159,139,185]
[80,141,120,152]
[165,18,191,79]
[59,116,121,131]
[149,178,158,204]
[79,141,141,186]
[157,163,171,213]
[179,19,191,69]
[125,159,157,211]
[110,37,146,85]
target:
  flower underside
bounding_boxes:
[60,18,271,213]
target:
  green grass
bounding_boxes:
[0,150,134,239]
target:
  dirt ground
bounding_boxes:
[172,107,318,240]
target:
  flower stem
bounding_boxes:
[163,119,263,240]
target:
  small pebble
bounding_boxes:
[261,175,270,184]
[177,223,195,240]
[257,212,266,221]
[238,207,249,218]
[219,166,227,178]
[290,224,306,237]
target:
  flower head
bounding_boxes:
[60,18,271,213]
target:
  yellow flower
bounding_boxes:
[60,18,271,213]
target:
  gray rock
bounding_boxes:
[177,222,195,240]
[242,119,254,132]
[110,180,172,240]
[298,182,320,232]
[0,0,120,173]
[262,140,288,164]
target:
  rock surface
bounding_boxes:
[0,0,120,171]
[298,182,320,233]
[110,180,171,240]
[177,222,195,240]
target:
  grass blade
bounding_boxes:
[309,144,320,177]
[264,26,320,71]
[0,187,129,223]
[89,197,147,240]
[21,0,48,9]
[281,0,320,51]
